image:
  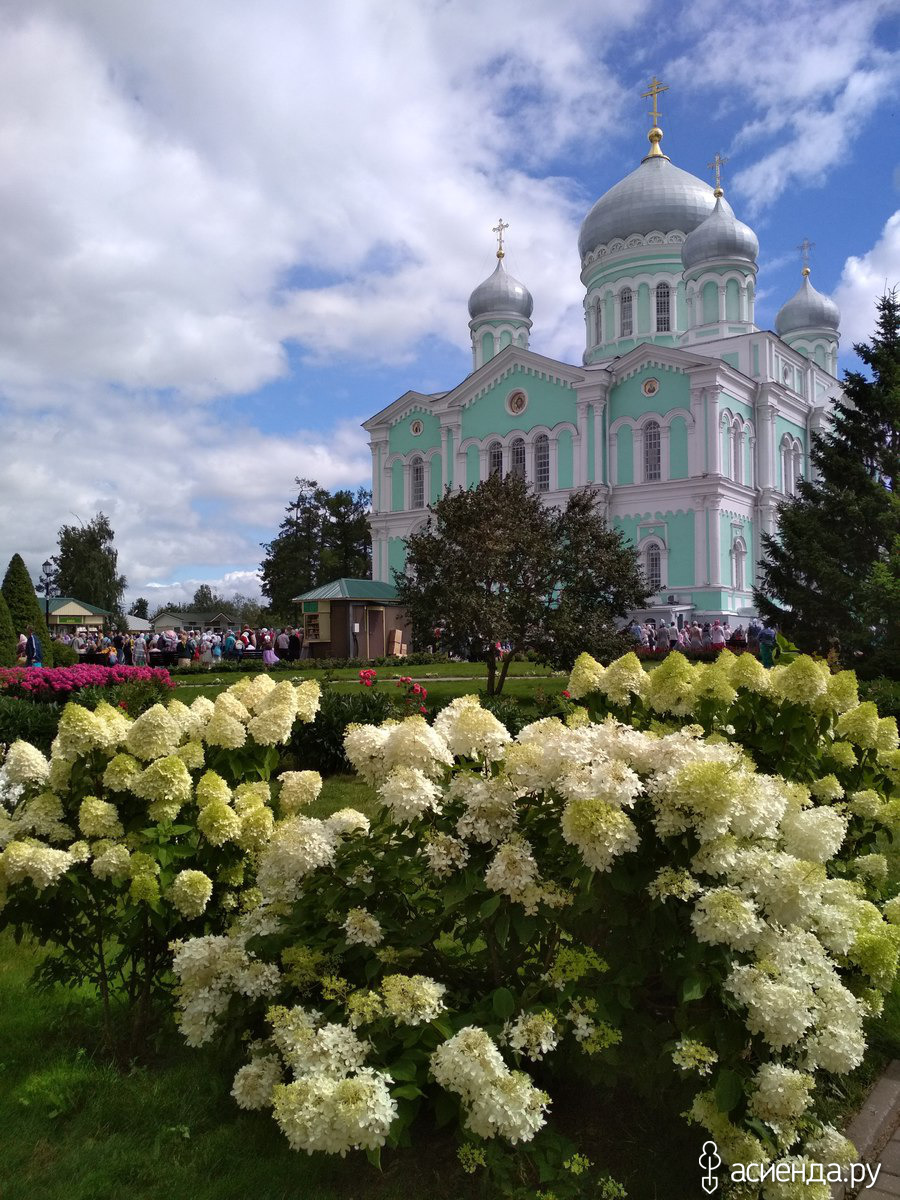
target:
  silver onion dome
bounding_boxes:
[468,257,534,320]
[775,274,840,335]
[578,155,730,260]
[681,196,758,272]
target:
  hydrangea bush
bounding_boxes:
[0,674,320,1057]
[170,656,900,1198]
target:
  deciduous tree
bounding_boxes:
[53,512,126,616]
[394,474,648,693]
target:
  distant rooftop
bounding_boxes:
[35,595,114,616]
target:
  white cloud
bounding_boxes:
[833,210,900,344]
[667,0,899,211]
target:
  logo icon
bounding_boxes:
[699,1141,721,1194]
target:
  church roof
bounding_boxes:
[468,257,533,320]
[681,195,758,272]
[579,154,728,259]
[775,274,840,336]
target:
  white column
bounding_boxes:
[709,499,722,587]
[593,401,604,483]
[576,400,589,486]
[693,495,707,586]
[378,443,390,513]
[718,285,726,322]
[707,386,722,475]
[689,387,705,475]
[660,424,671,481]
[550,438,559,491]
[757,396,776,492]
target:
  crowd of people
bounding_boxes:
[628,617,779,666]
[45,626,309,669]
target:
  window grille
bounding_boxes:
[644,420,661,481]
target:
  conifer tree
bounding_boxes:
[0,591,17,667]
[756,292,900,672]
[1,554,54,666]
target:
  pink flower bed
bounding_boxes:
[0,665,174,700]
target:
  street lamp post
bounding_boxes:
[40,559,54,634]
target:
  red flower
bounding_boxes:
[562,690,571,698]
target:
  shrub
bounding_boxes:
[0,674,322,1060]
[49,642,79,667]
[169,660,899,1197]
[859,677,900,721]
[0,665,173,704]
[287,687,395,775]
[0,696,62,754]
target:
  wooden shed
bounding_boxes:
[291,578,411,660]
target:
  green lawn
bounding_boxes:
[171,673,567,708]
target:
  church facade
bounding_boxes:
[363,92,843,625]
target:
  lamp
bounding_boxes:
[40,559,53,631]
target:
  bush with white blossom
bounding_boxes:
[169,664,900,1198]
[0,675,320,1056]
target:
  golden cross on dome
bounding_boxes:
[708,152,729,196]
[641,76,669,127]
[798,237,815,277]
[492,217,509,259]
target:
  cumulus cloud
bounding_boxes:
[0,0,893,603]
[833,211,900,344]
[668,0,900,212]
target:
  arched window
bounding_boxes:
[510,438,526,479]
[594,300,602,345]
[792,442,804,491]
[410,458,425,508]
[780,435,802,496]
[646,543,662,591]
[488,441,503,477]
[644,420,661,481]
[534,434,550,492]
[620,287,633,337]
[732,537,747,592]
[655,282,671,333]
[731,420,743,485]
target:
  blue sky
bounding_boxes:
[0,0,897,609]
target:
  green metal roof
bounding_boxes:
[291,578,401,603]
[37,595,114,616]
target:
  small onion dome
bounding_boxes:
[468,257,534,320]
[775,273,840,336]
[681,196,758,272]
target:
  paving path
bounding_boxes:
[839,1061,900,1198]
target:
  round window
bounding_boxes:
[642,378,660,397]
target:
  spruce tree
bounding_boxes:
[756,292,900,672]
[0,591,17,667]
[1,553,54,666]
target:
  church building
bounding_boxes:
[363,82,843,625]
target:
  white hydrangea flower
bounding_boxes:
[381,716,454,779]
[484,836,543,913]
[1,840,74,890]
[464,1070,549,1144]
[324,808,370,838]
[566,652,606,700]
[554,755,642,809]
[692,887,765,952]
[231,1054,283,1110]
[1,740,50,789]
[433,695,511,762]
[125,704,182,761]
[779,806,847,863]
[377,765,442,823]
[272,1068,396,1155]
[381,974,446,1025]
[169,869,213,918]
[278,771,323,814]
[749,1063,814,1129]
[559,796,639,873]
[422,832,469,878]
[505,1011,558,1061]
[343,907,383,948]
[256,817,337,903]
[343,723,392,785]
[453,774,518,844]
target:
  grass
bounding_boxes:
[171,673,567,708]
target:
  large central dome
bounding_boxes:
[578,155,730,261]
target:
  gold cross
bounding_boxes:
[492,217,509,259]
[641,76,669,127]
[798,237,814,276]
[708,152,728,194]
